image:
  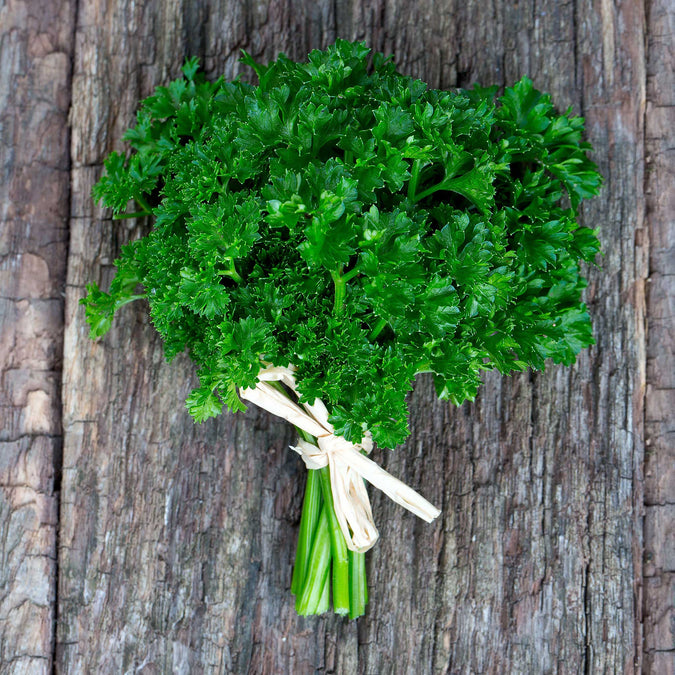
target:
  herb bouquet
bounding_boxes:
[83,40,601,619]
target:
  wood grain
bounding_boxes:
[644,0,675,671]
[0,1,74,673]
[52,0,652,672]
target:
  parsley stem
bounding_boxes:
[114,294,146,308]
[318,562,330,613]
[291,425,367,617]
[332,265,360,315]
[269,377,366,617]
[223,258,243,284]
[296,507,332,615]
[134,193,153,214]
[318,466,350,615]
[331,269,346,316]
[342,267,360,283]
[113,211,151,220]
[412,180,446,204]
[348,549,367,619]
[369,317,388,340]
[408,159,421,201]
[293,427,335,615]
[291,469,322,597]
[226,268,243,284]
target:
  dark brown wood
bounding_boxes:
[0,1,75,672]
[0,0,653,672]
[644,0,675,672]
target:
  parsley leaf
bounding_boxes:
[83,41,601,448]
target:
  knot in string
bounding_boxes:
[239,364,440,553]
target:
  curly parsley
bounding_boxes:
[83,40,601,449]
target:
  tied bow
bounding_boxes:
[239,364,441,553]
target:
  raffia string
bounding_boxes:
[239,364,441,553]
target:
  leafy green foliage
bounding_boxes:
[83,40,601,447]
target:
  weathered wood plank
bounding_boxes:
[644,0,675,671]
[574,2,648,672]
[0,1,74,672]
[59,0,647,672]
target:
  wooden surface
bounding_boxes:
[0,1,74,672]
[0,0,672,672]
[644,1,675,673]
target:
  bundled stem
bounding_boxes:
[295,506,332,615]
[291,429,368,618]
[318,467,350,614]
[290,469,322,597]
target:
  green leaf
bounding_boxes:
[372,103,415,143]
[86,43,601,450]
[182,56,200,81]
[186,384,225,421]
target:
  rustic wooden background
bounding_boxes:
[1,0,673,672]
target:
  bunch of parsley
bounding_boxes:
[84,40,601,617]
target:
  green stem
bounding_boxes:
[408,159,421,201]
[290,417,369,618]
[296,507,332,615]
[342,267,360,283]
[331,268,346,317]
[112,211,151,220]
[223,258,243,284]
[369,317,388,341]
[317,564,330,614]
[134,193,153,214]
[225,268,243,284]
[348,550,368,619]
[291,469,322,596]
[114,295,146,309]
[318,467,350,615]
[412,181,446,204]
[332,263,361,315]
[296,427,314,444]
